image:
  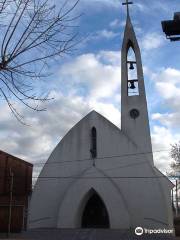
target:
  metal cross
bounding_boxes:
[122,0,133,15]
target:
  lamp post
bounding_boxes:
[161,12,180,41]
[7,169,14,238]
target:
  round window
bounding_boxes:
[130,109,140,119]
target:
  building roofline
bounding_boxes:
[48,110,138,161]
[0,149,33,167]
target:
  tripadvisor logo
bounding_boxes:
[135,227,144,236]
[135,227,174,236]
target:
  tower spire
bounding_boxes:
[121,0,153,163]
[122,0,133,17]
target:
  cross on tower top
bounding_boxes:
[122,0,133,16]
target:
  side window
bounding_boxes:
[90,127,97,158]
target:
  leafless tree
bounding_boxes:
[170,142,180,175]
[0,0,79,123]
[168,142,180,214]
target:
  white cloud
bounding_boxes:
[0,50,121,178]
[136,3,146,12]
[1,51,179,180]
[151,125,180,173]
[152,112,180,129]
[98,29,119,39]
[151,68,180,111]
[153,68,180,84]
[85,29,119,43]
[141,32,165,50]
[89,100,120,127]
[157,81,180,100]
[59,51,121,100]
[97,50,121,65]
[81,0,121,8]
[109,19,121,28]
[0,92,120,172]
[153,68,180,102]
[149,67,180,172]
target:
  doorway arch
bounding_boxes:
[81,190,110,228]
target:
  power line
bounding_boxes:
[1,148,177,181]
[35,175,180,180]
[0,176,179,179]
[0,149,170,169]
[30,148,170,166]
[31,176,180,179]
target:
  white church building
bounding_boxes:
[28,2,174,230]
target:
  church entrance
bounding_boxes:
[81,192,110,228]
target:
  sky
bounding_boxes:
[0,0,180,180]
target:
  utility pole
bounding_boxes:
[175,179,179,216]
[171,189,174,210]
[7,169,14,238]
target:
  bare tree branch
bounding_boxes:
[0,0,80,123]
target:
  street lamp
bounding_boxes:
[161,12,180,41]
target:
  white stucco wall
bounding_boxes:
[28,111,174,230]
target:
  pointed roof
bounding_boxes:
[48,110,139,158]
[121,0,145,98]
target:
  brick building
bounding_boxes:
[0,150,33,232]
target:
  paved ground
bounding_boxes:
[0,229,178,240]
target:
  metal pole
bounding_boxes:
[22,205,25,230]
[176,179,178,216]
[178,179,179,214]
[7,169,14,238]
[171,189,174,209]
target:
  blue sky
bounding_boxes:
[0,0,180,178]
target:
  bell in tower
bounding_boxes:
[129,61,135,70]
[129,80,135,89]
[128,79,137,89]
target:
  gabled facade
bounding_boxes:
[28,111,173,229]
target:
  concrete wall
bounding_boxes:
[0,150,33,232]
[28,111,173,230]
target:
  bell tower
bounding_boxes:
[121,1,153,163]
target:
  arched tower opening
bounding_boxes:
[127,41,139,96]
